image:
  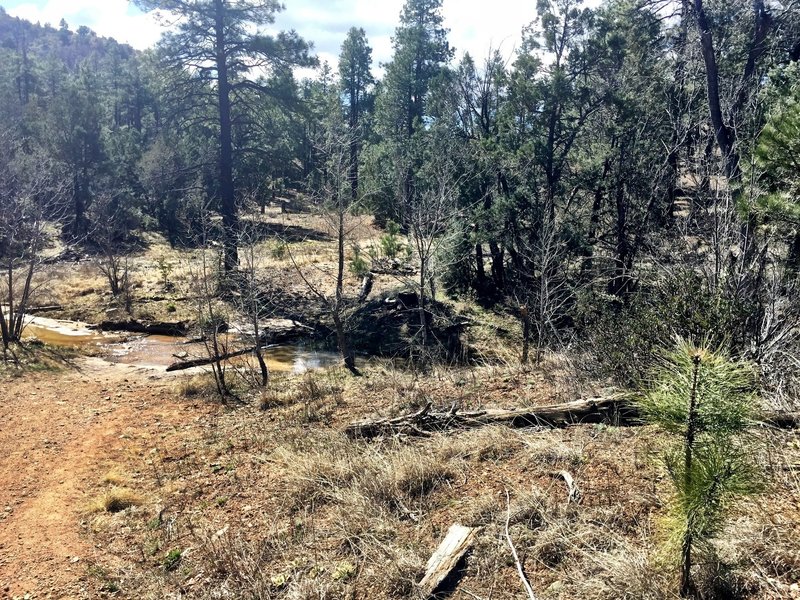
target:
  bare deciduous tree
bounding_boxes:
[290,113,365,375]
[0,133,67,354]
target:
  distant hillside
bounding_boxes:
[0,6,137,72]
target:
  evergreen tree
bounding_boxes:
[339,27,374,201]
[639,340,762,597]
[134,0,316,272]
[372,0,453,222]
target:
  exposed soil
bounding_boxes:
[0,358,217,599]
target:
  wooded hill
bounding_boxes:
[1,0,800,402]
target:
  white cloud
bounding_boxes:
[5,0,601,76]
[7,0,163,50]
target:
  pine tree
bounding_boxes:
[639,340,762,597]
[134,0,316,272]
[372,0,452,222]
[339,27,374,201]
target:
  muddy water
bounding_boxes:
[22,316,340,373]
[22,316,116,345]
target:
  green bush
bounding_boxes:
[270,241,288,260]
[349,244,369,277]
[380,220,405,259]
[580,270,755,386]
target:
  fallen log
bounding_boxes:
[165,345,274,372]
[93,319,190,336]
[345,398,800,440]
[345,396,637,439]
[24,305,64,314]
[257,319,314,345]
[417,524,477,599]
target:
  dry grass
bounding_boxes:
[17,210,799,599]
[177,373,222,399]
[90,488,143,514]
[101,468,130,486]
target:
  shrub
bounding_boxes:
[639,340,762,597]
[349,244,369,277]
[379,220,405,259]
[581,269,754,386]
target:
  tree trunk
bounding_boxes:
[214,0,238,273]
[489,241,505,289]
[419,258,428,347]
[610,143,630,297]
[475,242,486,288]
[693,0,738,180]
[72,173,85,239]
[680,353,702,598]
[345,395,636,439]
[520,306,530,365]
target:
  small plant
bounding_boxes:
[333,560,356,582]
[91,488,143,513]
[380,219,405,259]
[163,548,182,572]
[270,241,288,260]
[156,254,174,290]
[638,339,762,598]
[349,244,369,277]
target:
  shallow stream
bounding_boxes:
[22,315,340,374]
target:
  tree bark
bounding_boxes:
[345,395,636,439]
[693,0,737,180]
[214,0,238,273]
[418,524,477,599]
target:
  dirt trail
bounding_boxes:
[0,358,208,599]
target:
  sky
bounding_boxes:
[0,0,549,75]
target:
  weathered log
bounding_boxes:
[257,319,313,345]
[165,345,271,372]
[417,524,477,598]
[345,396,637,439]
[24,305,64,314]
[346,396,800,440]
[137,295,190,304]
[93,319,190,336]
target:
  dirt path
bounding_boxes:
[0,358,209,599]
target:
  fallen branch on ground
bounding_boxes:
[165,345,274,372]
[553,470,581,504]
[344,397,800,439]
[24,305,63,314]
[93,319,190,336]
[417,523,477,599]
[344,395,636,439]
[505,490,537,600]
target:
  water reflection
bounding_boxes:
[21,315,340,373]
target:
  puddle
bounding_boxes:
[22,316,115,345]
[21,315,340,373]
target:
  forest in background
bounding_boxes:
[2,0,800,394]
[1,1,800,598]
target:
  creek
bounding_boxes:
[22,315,340,374]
